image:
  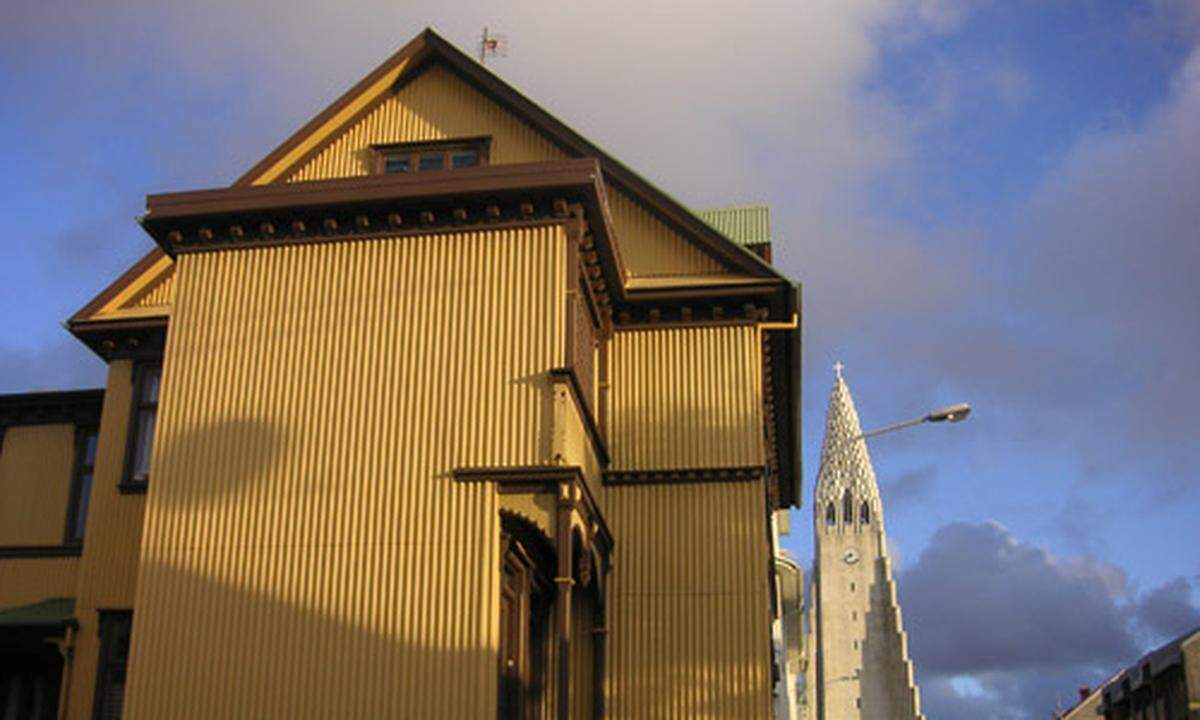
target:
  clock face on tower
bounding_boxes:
[842,549,860,565]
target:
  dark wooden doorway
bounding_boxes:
[499,520,553,720]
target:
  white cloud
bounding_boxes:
[901,521,1200,719]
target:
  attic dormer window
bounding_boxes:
[373,137,490,175]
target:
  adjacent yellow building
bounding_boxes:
[0,28,803,719]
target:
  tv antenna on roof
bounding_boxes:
[479,27,508,65]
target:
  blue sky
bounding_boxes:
[3,2,1198,717]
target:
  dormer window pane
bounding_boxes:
[384,156,411,173]
[418,154,445,172]
[451,149,480,168]
[373,138,490,175]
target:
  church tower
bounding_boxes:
[811,365,924,720]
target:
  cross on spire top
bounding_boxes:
[834,361,844,380]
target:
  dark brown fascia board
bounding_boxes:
[0,389,104,429]
[624,279,782,303]
[370,135,492,154]
[775,283,802,508]
[150,158,601,220]
[0,545,85,559]
[144,159,627,302]
[67,248,165,326]
[66,316,168,335]
[232,27,782,282]
[65,316,168,361]
[603,466,765,486]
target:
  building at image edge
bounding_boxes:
[0,27,805,719]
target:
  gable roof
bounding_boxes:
[62,28,804,509]
[236,27,781,281]
[71,28,790,330]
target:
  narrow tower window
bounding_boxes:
[825,503,836,526]
[861,501,870,524]
[66,427,98,543]
[122,362,161,492]
[843,490,853,524]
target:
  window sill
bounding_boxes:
[0,545,83,558]
[117,482,148,495]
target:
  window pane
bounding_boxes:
[383,155,410,173]
[418,153,444,171]
[451,149,480,168]
[131,410,156,482]
[141,366,162,404]
[72,473,92,541]
[84,433,98,466]
[96,614,132,720]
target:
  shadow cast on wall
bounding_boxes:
[126,559,495,718]
[129,415,500,717]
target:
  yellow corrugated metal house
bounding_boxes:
[0,28,802,719]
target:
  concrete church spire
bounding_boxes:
[803,364,924,720]
[814,364,882,528]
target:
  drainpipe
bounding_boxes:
[555,482,575,720]
[757,313,799,332]
[53,622,77,720]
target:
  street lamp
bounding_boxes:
[855,402,971,442]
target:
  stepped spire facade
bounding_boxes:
[806,365,924,720]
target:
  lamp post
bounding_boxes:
[855,402,971,442]
[815,401,972,486]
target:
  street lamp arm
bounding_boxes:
[856,416,926,441]
[852,403,971,442]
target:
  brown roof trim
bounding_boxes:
[66,317,168,361]
[603,466,765,486]
[67,248,165,325]
[143,160,630,305]
[624,280,781,303]
[232,27,782,281]
[66,317,168,333]
[152,159,603,220]
[452,464,613,550]
[0,389,104,429]
[0,545,84,559]
[232,29,436,187]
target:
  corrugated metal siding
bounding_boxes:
[67,359,150,720]
[124,225,567,718]
[555,381,604,511]
[74,360,149,608]
[126,265,175,309]
[695,205,771,247]
[0,557,79,609]
[290,64,564,182]
[606,482,772,718]
[609,326,764,470]
[609,190,729,278]
[0,424,75,546]
[284,63,730,281]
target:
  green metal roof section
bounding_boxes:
[695,205,771,247]
[0,597,76,628]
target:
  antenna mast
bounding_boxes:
[478,26,507,65]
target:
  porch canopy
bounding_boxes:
[0,598,75,631]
